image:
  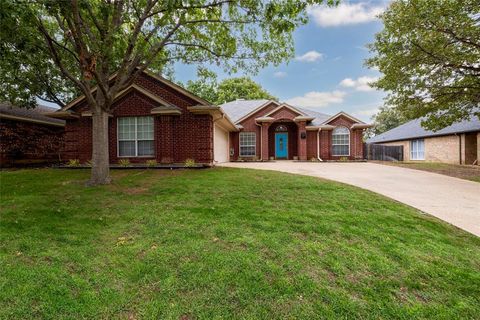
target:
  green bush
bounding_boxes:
[66,159,80,167]
[184,158,196,167]
[118,159,131,167]
[146,160,157,167]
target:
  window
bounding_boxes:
[332,126,350,156]
[118,117,154,157]
[275,125,288,132]
[239,132,256,157]
[410,139,425,160]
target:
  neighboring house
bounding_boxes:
[48,69,237,165]
[367,117,480,165]
[0,103,65,167]
[47,70,371,165]
[221,99,371,161]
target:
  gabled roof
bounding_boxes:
[61,69,211,111]
[322,111,365,126]
[264,103,307,117]
[367,116,480,143]
[47,69,238,131]
[0,103,65,127]
[220,99,277,123]
[296,107,331,126]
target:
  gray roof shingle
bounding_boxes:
[367,116,480,143]
[296,107,331,126]
[220,99,270,122]
[0,103,65,126]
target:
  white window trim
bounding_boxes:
[117,117,155,158]
[331,126,350,156]
[239,132,256,157]
[410,139,425,160]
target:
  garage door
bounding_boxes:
[214,124,229,163]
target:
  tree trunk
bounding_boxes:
[88,109,111,185]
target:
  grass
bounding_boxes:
[375,161,480,183]
[1,168,479,319]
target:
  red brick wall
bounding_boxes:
[228,105,367,161]
[306,130,318,160]
[268,122,298,160]
[229,102,278,160]
[64,73,213,164]
[323,115,365,160]
[0,119,64,166]
[268,107,301,120]
[319,130,331,159]
[297,121,307,160]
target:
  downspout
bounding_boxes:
[317,128,323,161]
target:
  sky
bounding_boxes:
[174,0,391,122]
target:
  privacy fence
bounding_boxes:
[365,144,404,161]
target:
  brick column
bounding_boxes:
[297,121,307,161]
[261,123,270,161]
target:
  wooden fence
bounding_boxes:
[366,144,404,161]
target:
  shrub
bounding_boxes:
[85,160,93,167]
[146,159,157,167]
[118,159,131,167]
[184,158,196,167]
[339,156,349,162]
[66,159,80,167]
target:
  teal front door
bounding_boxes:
[275,133,288,159]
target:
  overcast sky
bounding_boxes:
[175,0,391,122]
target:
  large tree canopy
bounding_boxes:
[367,105,408,138]
[185,69,276,104]
[0,0,330,184]
[367,0,480,131]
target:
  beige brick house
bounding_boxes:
[367,117,480,165]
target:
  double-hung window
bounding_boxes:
[332,126,350,156]
[239,132,256,157]
[118,117,154,157]
[410,139,425,160]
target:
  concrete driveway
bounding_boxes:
[219,161,480,237]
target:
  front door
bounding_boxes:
[275,133,288,159]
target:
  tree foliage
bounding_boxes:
[1,0,329,110]
[367,106,408,138]
[185,69,276,104]
[217,77,277,104]
[367,0,480,131]
[0,1,78,107]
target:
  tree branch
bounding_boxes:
[36,16,96,109]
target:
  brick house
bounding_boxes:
[48,70,371,165]
[367,117,480,165]
[48,70,237,165]
[222,99,371,161]
[0,103,65,167]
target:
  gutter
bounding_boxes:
[317,128,323,161]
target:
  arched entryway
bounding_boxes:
[268,121,298,160]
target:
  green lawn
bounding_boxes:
[1,168,479,319]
